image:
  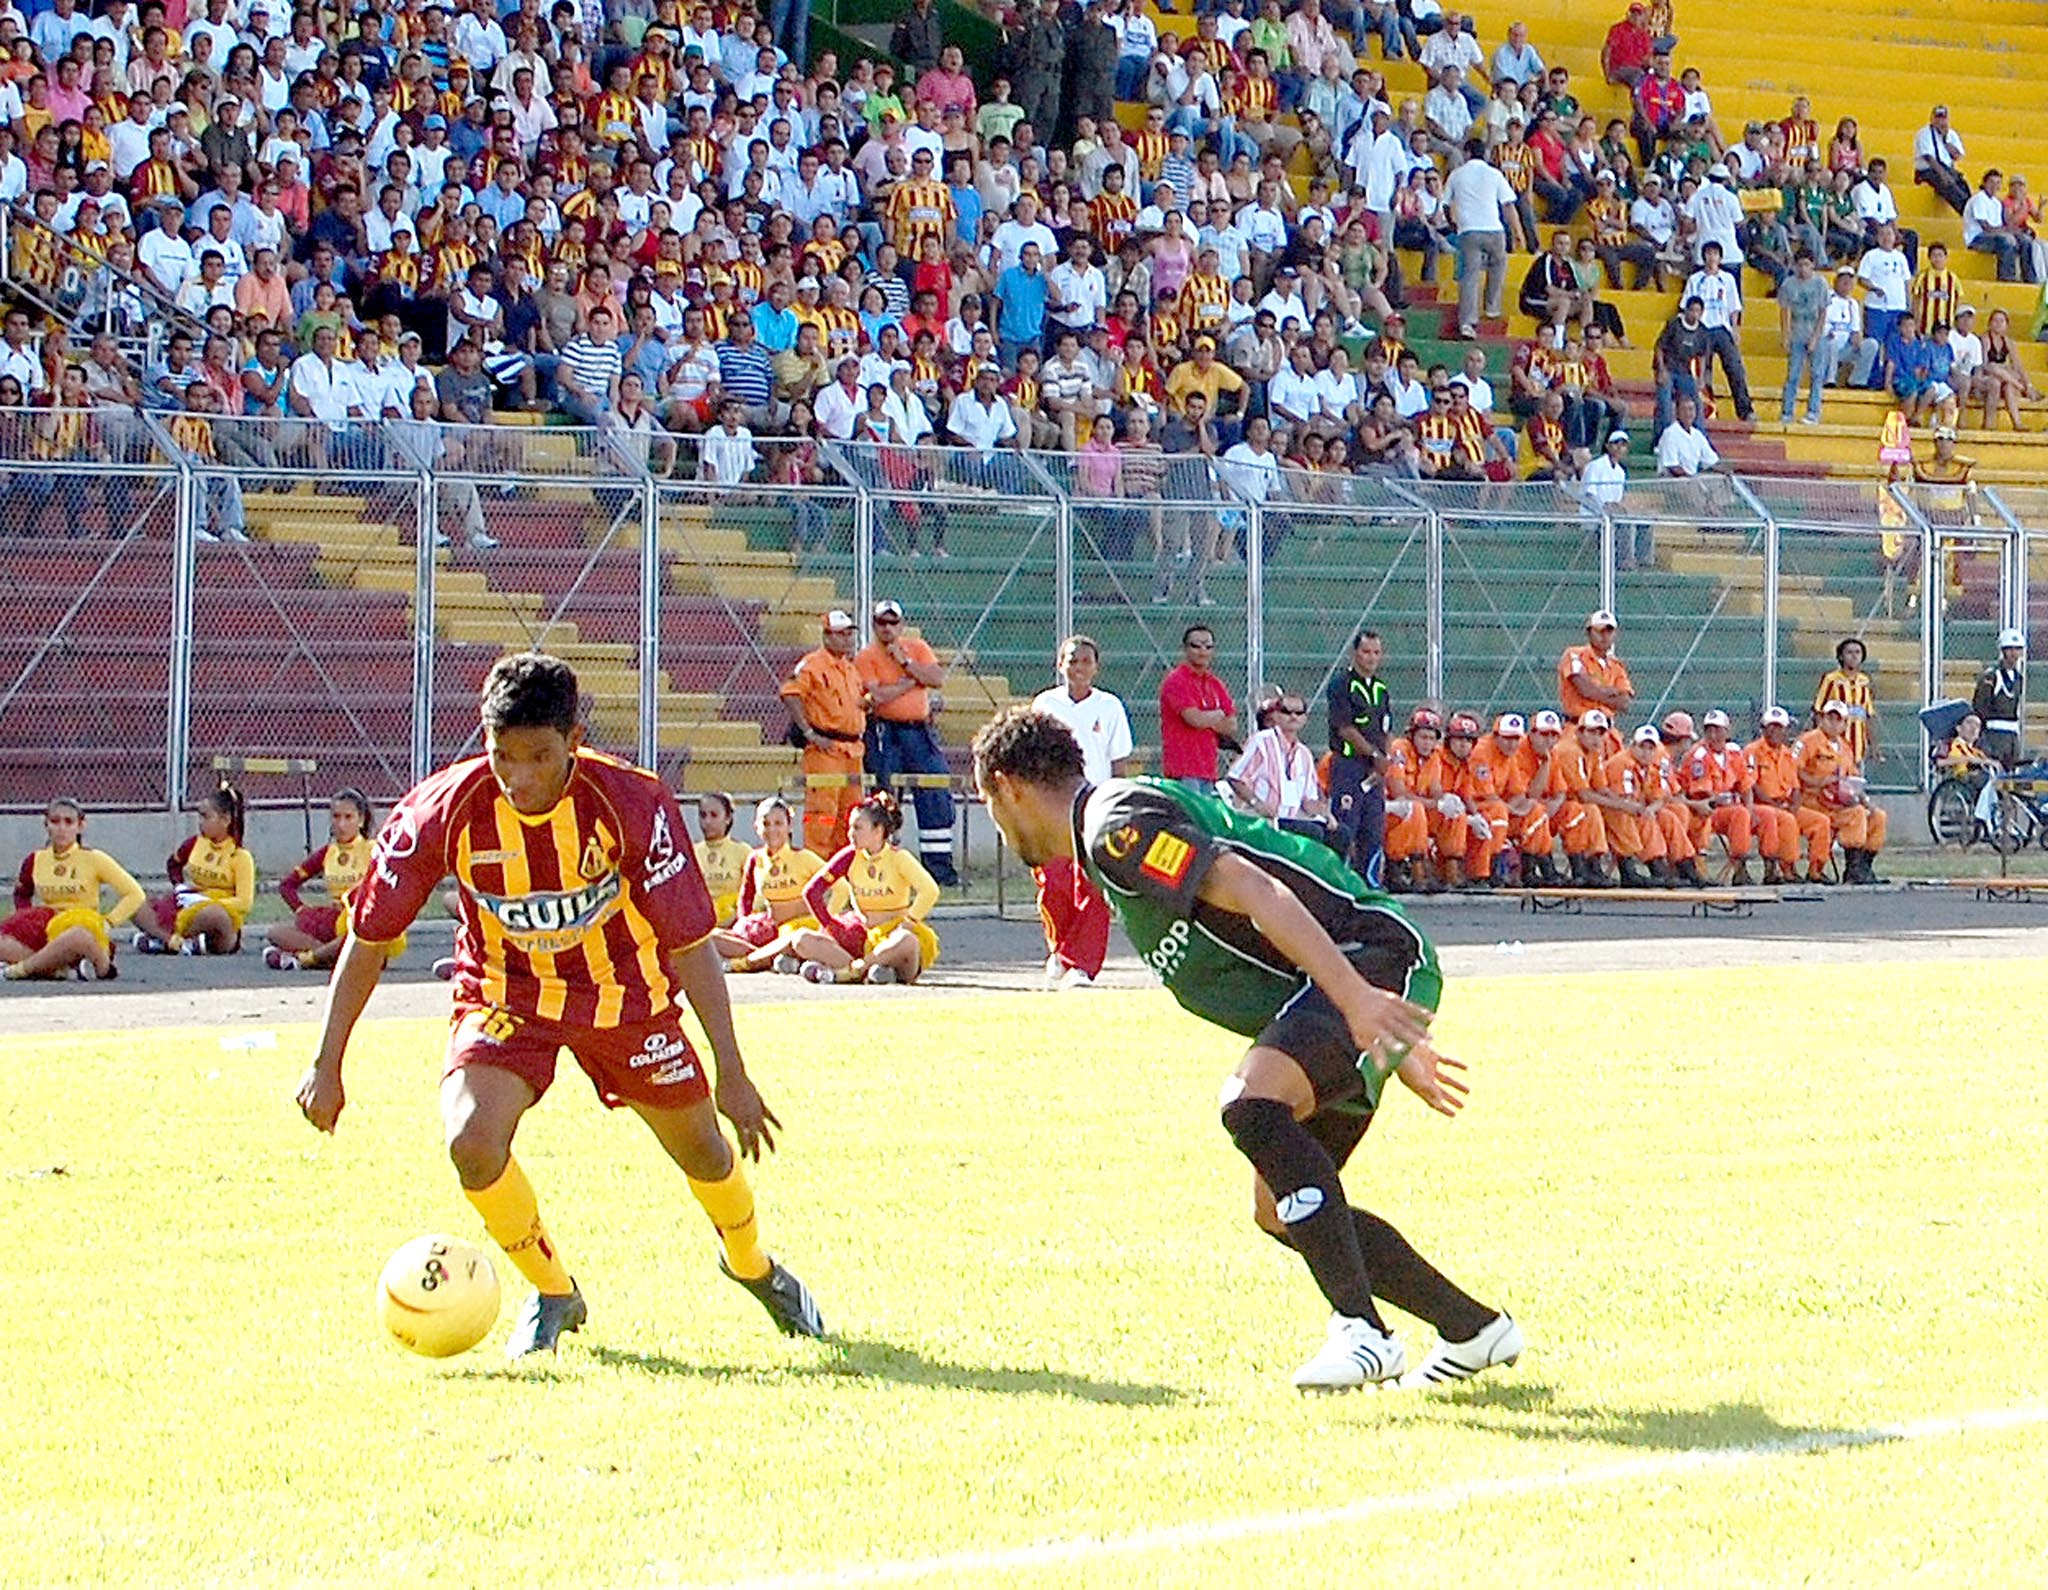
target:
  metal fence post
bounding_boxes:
[1423,506,1444,702]
[1598,511,1616,615]
[1245,498,1265,709]
[638,471,661,771]
[852,478,874,641]
[412,446,436,784]
[164,456,197,811]
[1054,489,1074,643]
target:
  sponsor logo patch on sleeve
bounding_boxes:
[1139,831,1194,886]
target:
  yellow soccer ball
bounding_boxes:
[377,1235,501,1358]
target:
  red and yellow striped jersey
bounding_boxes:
[886,178,955,258]
[1496,143,1537,196]
[167,833,256,913]
[1129,127,1170,179]
[166,413,219,462]
[13,845,145,922]
[1184,271,1231,328]
[373,249,424,294]
[132,158,181,201]
[429,240,481,294]
[1910,266,1959,335]
[350,749,715,1028]
[1093,190,1138,253]
[1230,75,1276,121]
[590,90,638,145]
[818,303,860,358]
[277,834,374,910]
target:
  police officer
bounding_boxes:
[1325,630,1392,885]
[1973,627,2028,768]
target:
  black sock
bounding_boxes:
[1222,1096,1383,1327]
[1351,1207,1495,1342]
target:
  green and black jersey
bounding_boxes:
[1074,777,1441,1044]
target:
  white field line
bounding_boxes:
[697,1400,2048,1590]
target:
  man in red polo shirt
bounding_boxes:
[1157,624,1237,787]
[1602,3,1653,88]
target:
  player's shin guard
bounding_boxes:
[466,1157,574,1296]
[688,1161,772,1281]
[1351,1207,1495,1341]
[1223,1096,1383,1328]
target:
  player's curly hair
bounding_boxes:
[851,789,902,837]
[481,652,581,735]
[971,708,1086,789]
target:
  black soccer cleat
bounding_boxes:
[721,1255,826,1338]
[505,1282,587,1360]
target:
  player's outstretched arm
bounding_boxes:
[1197,853,1433,1061]
[672,936,781,1161]
[295,933,388,1133]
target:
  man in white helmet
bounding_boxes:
[1972,627,2027,768]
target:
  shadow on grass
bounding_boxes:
[578,1334,1185,1404]
[1394,1380,1848,1452]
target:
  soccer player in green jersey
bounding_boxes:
[973,709,1521,1392]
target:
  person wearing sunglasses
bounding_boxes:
[1228,688,1335,845]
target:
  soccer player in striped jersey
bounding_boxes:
[974,709,1520,1392]
[133,785,256,956]
[265,789,407,972]
[295,654,824,1357]
[2,798,144,982]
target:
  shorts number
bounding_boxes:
[477,1009,519,1042]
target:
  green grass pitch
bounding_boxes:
[5,960,2047,1585]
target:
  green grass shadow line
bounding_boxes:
[576,1335,1186,1405]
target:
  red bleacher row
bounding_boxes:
[0,531,807,807]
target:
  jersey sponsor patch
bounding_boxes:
[1140,830,1193,886]
[474,871,624,954]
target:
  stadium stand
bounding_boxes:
[0,0,2038,823]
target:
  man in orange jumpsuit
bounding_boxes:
[1440,710,1504,888]
[1512,709,1572,886]
[1747,705,1830,884]
[1551,707,1617,886]
[1796,698,1890,884]
[1604,723,1700,887]
[1381,706,1443,892]
[1678,708,1759,884]
[1558,608,1635,746]
[1473,713,1556,885]
[778,609,868,855]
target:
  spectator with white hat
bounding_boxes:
[1972,628,2028,768]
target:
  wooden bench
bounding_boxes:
[1907,877,2048,904]
[1516,887,1782,920]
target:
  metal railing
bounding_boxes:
[0,412,2030,810]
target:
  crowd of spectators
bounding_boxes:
[0,0,2037,541]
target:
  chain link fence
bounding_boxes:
[8,415,2036,810]
[0,409,181,808]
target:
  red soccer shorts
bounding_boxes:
[0,907,53,950]
[731,910,779,949]
[446,1004,712,1111]
[295,905,343,941]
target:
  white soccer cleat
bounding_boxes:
[1054,965,1096,990]
[1044,953,1064,985]
[1396,1313,1524,1391]
[1292,1314,1407,1393]
[770,953,803,976]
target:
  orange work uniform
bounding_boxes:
[1601,748,1694,862]
[779,644,867,855]
[1558,643,1635,728]
[1471,731,1548,865]
[1796,728,1889,859]
[1442,743,1506,879]
[1678,740,1755,861]
[1746,734,1830,872]
[1383,735,1434,861]
[1508,735,1567,859]
[1550,736,1611,858]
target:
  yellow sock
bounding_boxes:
[688,1160,771,1281]
[465,1157,574,1295]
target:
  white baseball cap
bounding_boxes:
[1761,705,1792,727]
[1580,708,1611,731]
[1495,713,1526,738]
[1586,608,1618,630]
[823,609,856,631]
[1531,709,1564,733]
[2000,627,2027,650]
[1702,708,1731,729]
[1633,725,1662,746]
[1820,699,1850,718]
